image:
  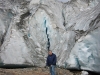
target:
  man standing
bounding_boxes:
[46,50,57,75]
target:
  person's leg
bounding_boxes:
[51,65,56,75]
[50,66,52,75]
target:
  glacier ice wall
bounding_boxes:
[66,27,100,72]
[0,0,100,73]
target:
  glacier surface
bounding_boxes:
[0,0,100,73]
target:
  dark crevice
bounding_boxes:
[0,64,34,69]
[47,34,50,50]
[44,20,50,50]
[88,71,100,75]
[75,30,86,42]
[0,32,6,47]
[74,13,100,42]
[66,58,81,70]
[79,13,100,37]
[76,58,81,70]
[23,35,28,40]
[1,36,4,45]
[89,13,100,28]
[62,10,66,26]
[20,11,30,21]
[17,11,31,29]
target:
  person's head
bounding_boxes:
[48,50,52,55]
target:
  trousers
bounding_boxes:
[49,65,56,75]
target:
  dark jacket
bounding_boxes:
[46,53,57,66]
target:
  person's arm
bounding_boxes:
[52,55,57,65]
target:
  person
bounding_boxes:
[46,50,57,75]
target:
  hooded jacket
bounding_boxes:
[46,53,57,66]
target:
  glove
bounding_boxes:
[51,65,54,67]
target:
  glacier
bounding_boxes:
[0,0,100,73]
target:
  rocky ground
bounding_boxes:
[0,67,82,75]
[1,67,99,75]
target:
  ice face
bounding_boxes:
[0,0,100,73]
[66,27,100,72]
[58,0,70,3]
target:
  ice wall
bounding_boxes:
[0,0,100,73]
